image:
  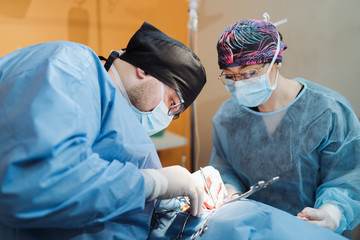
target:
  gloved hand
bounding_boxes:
[192,166,227,210]
[224,183,240,199]
[140,166,204,217]
[220,183,242,205]
[297,204,341,231]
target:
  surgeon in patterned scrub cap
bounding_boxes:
[210,13,360,235]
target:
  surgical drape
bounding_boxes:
[149,198,347,240]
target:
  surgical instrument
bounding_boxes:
[223,176,280,205]
[200,167,216,208]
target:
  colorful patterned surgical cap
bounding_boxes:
[217,19,287,69]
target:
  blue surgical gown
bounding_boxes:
[0,41,162,239]
[210,78,360,234]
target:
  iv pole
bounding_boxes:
[187,0,199,172]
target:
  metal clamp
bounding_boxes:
[223,176,280,205]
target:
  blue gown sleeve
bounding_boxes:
[0,42,151,228]
[314,100,360,233]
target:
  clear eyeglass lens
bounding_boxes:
[168,103,184,116]
[224,74,236,80]
[240,69,258,79]
[220,68,261,86]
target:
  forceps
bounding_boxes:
[200,167,216,208]
[174,210,215,240]
[223,176,280,205]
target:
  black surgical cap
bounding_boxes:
[119,22,206,110]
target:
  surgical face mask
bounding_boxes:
[225,33,281,107]
[110,65,173,136]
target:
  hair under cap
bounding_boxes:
[217,19,287,69]
[119,22,206,110]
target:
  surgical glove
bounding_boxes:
[220,183,242,205]
[225,183,240,199]
[297,204,341,231]
[192,166,227,210]
[140,166,204,217]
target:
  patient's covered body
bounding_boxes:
[149,198,347,240]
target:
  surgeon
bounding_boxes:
[210,13,360,235]
[0,22,206,239]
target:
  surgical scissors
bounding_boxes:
[174,211,191,240]
[189,210,214,239]
[223,176,280,205]
[173,210,215,240]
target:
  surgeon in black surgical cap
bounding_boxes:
[0,21,206,239]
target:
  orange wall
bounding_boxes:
[0,0,190,56]
[0,0,192,171]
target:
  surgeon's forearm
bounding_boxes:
[0,156,147,228]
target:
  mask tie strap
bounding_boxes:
[99,49,125,71]
[271,69,280,90]
[262,12,288,27]
[261,12,283,74]
[110,64,132,106]
[263,12,270,22]
[274,19,288,26]
[266,32,281,75]
[160,82,172,116]
[160,82,166,101]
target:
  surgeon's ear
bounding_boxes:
[136,67,149,80]
[276,62,282,69]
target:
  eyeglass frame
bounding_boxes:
[168,89,185,120]
[217,62,268,86]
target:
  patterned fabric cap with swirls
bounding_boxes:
[217,19,287,69]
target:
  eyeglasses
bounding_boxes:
[168,89,185,120]
[218,62,268,86]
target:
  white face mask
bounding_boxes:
[225,33,281,107]
[110,65,173,136]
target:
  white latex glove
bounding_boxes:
[297,204,341,231]
[220,183,242,205]
[192,166,227,209]
[224,184,240,199]
[140,166,204,217]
